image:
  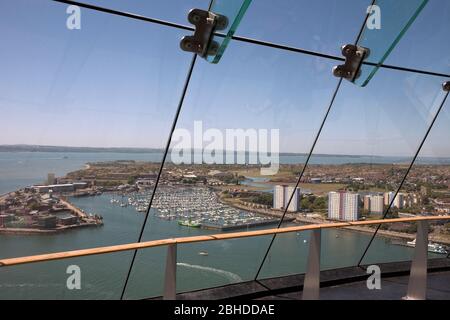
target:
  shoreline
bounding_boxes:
[1,189,103,235]
[218,191,450,246]
[0,222,102,235]
[217,191,296,223]
[294,216,450,246]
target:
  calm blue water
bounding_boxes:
[0,152,164,194]
[0,152,442,299]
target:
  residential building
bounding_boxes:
[328,191,360,221]
[273,185,301,212]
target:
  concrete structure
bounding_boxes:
[33,183,87,194]
[362,194,384,214]
[273,185,285,210]
[370,195,384,214]
[273,185,301,212]
[47,173,56,185]
[73,182,88,190]
[363,195,371,211]
[328,192,341,220]
[0,214,15,226]
[383,191,405,209]
[170,259,450,300]
[37,215,57,229]
[328,192,360,221]
[393,193,404,209]
[384,192,395,206]
[286,186,300,212]
[57,215,78,226]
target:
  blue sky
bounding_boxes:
[0,0,449,157]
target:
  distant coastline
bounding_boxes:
[1,144,450,164]
[0,144,163,154]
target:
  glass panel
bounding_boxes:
[118,247,167,300]
[384,0,450,75]
[361,96,450,265]
[123,236,273,299]
[236,0,372,57]
[206,0,252,64]
[257,68,448,279]
[0,0,194,299]
[360,221,445,266]
[257,231,308,279]
[123,35,343,298]
[355,0,429,87]
[0,253,133,299]
[67,0,210,25]
[2,0,448,302]
[176,238,270,294]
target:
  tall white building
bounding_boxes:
[384,191,395,206]
[370,195,384,214]
[328,191,360,221]
[285,186,300,212]
[273,185,300,212]
[363,195,371,211]
[383,191,404,209]
[328,192,341,220]
[343,193,359,221]
[393,193,404,209]
[273,185,285,210]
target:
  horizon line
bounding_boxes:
[0,144,449,159]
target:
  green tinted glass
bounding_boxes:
[206,0,252,63]
[355,0,429,87]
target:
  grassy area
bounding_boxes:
[299,183,346,195]
[235,167,303,180]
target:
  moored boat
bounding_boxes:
[178,219,201,228]
[406,239,448,254]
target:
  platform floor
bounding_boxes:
[160,258,450,300]
[257,271,450,300]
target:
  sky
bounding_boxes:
[0,0,449,157]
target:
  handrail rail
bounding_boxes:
[1,215,449,267]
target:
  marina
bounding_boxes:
[108,187,278,231]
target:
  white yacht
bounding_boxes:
[406,239,448,254]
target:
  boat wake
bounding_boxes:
[177,263,242,282]
[0,283,63,288]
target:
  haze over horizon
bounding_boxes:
[1,143,450,160]
[1,0,449,157]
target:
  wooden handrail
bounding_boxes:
[1,215,449,267]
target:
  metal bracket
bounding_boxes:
[333,44,370,82]
[180,9,228,58]
[443,81,450,92]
